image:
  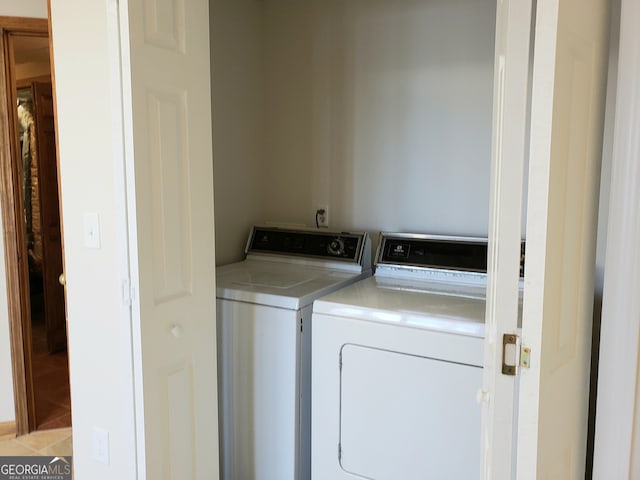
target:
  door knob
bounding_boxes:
[58,273,66,286]
[170,325,183,338]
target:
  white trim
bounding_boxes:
[115,0,147,477]
[481,2,533,479]
[593,0,640,477]
[105,0,145,478]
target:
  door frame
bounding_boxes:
[0,16,51,435]
[592,0,640,476]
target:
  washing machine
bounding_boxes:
[312,232,496,480]
[216,225,372,480]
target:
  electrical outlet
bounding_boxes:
[92,427,110,465]
[315,205,329,228]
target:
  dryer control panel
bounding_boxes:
[376,233,525,278]
[377,234,488,273]
[247,226,367,263]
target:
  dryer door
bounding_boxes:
[340,344,482,479]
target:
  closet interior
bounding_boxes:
[210,0,498,264]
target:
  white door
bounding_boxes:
[119,0,219,478]
[483,0,610,478]
[481,0,533,478]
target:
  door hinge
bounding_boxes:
[502,333,530,376]
[121,278,135,307]
[339,351,343,372]
[300,318,303,333]
[338,443,342,461]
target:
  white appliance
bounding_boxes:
[312,233,506,480]
[216,226,371,480]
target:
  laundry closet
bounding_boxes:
[45,0,610,476]
[208,0,610,478]
[210,0,498,265]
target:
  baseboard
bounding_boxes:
[0,421,16,441]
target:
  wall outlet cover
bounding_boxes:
[92,426,110,465]
[316,205,329,228]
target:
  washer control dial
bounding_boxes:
[327,238,345,256]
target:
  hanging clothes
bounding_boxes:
[17,99,43,270]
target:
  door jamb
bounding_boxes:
[0,16,50,436]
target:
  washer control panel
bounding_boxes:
[247,226,366,262]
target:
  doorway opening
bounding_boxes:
[0,18,70,434]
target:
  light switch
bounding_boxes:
[84,213,101,249]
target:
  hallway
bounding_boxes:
[30,293,71,430]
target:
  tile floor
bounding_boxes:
[0,427,72,457]
[31,319,72,430]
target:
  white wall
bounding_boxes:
[266,0,496,235]
[212,0,496,262]
[211,0,267,266]
[50,1,136,478]
[0,0,48,426]
[0,0,46,19]
[262,0,314,227]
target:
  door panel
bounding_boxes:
[33,81,66,354]
[123,0,219,477]
[146,89,192,303]
[485,0,610,478]
[518,0,609,475]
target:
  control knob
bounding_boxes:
[327,238,345,256]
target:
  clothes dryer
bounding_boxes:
[217,226,371,480]
[312,233,504,480]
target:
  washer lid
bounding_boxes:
[216,259,369,310]
[312,276,486,337]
